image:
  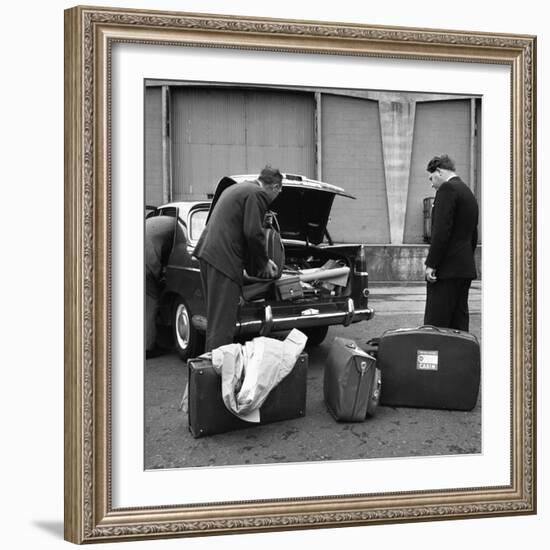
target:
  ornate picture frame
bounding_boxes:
[64,5,536,543]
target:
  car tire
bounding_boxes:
[302,326,329,346]
[172,297,203,361]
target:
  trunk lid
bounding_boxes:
[208,174,355,245]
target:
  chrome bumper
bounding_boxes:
[237,298,374,335]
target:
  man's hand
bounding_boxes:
[425,266,437,284]
[265,259,278,278]
[259,259,278,279]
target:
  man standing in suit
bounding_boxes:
[424,154,479,331]
[194,166,282,351]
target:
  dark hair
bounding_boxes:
[426,154,456,173]
[258,165,283,188]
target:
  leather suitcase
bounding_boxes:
[323,337,381,422]
[377,325,480,410]
[264,211,285,278]
[188,352,308,438]
[244,212,285,280]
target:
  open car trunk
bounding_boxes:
[242,243,355,303]
[237,241,371,338]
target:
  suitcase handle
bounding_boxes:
[417,324,445,332]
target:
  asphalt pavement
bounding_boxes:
[144,281,481,469]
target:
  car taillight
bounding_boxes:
[354,245,369,308]
[354,245,368,276]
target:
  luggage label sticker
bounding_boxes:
[416,350,439,371]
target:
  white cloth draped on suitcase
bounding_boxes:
[211,329,307,422]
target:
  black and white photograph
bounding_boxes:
[58,3,538,545]
[2,0,545,547]
[143,81,483,469]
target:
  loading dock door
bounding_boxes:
[170,88,315,200]
[406,99,471,243]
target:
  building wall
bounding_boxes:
[405,99,471,243]
[366,245,482,281]
[144,86,163,206]
[321,94,389,243]
[170,87,315,200]
[144,85,481,279]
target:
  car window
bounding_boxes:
[158,207,177,218]
[145,205,158,219]
[189,210,208,241]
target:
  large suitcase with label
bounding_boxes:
[323,337,381,422]
[377,325,480,410]
[188,352,308,438]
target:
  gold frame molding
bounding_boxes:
[64,5,537,544]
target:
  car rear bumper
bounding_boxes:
[237,298,374,337]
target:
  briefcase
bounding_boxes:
[323,337,381,422]
[275,275,304,300]
[188,352,308,438]
[377,325,480,411]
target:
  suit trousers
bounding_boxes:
[424,278,472,332]
[199,259,241,352]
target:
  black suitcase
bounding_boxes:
[188,352,307,438]
[377,325,480,411]
[264,211,285,278]
[323,337,381,422]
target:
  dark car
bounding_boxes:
[149,173,374,360]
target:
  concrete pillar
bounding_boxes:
[379,100,416,244]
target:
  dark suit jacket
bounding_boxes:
[193,181,270,285]
[145,215,176,297]
[425,176,479,279]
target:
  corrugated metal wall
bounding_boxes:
[144,86,163,206]
[170,88,315,200]
[405,99,471,243]
[321,94,389,244]
[144,86,481,248]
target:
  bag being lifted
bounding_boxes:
[264,210,285,278]
[323,337,381,422]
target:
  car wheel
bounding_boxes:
[302,326,329,346]
[172,297,203,361]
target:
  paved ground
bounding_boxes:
[145,281,481,469]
